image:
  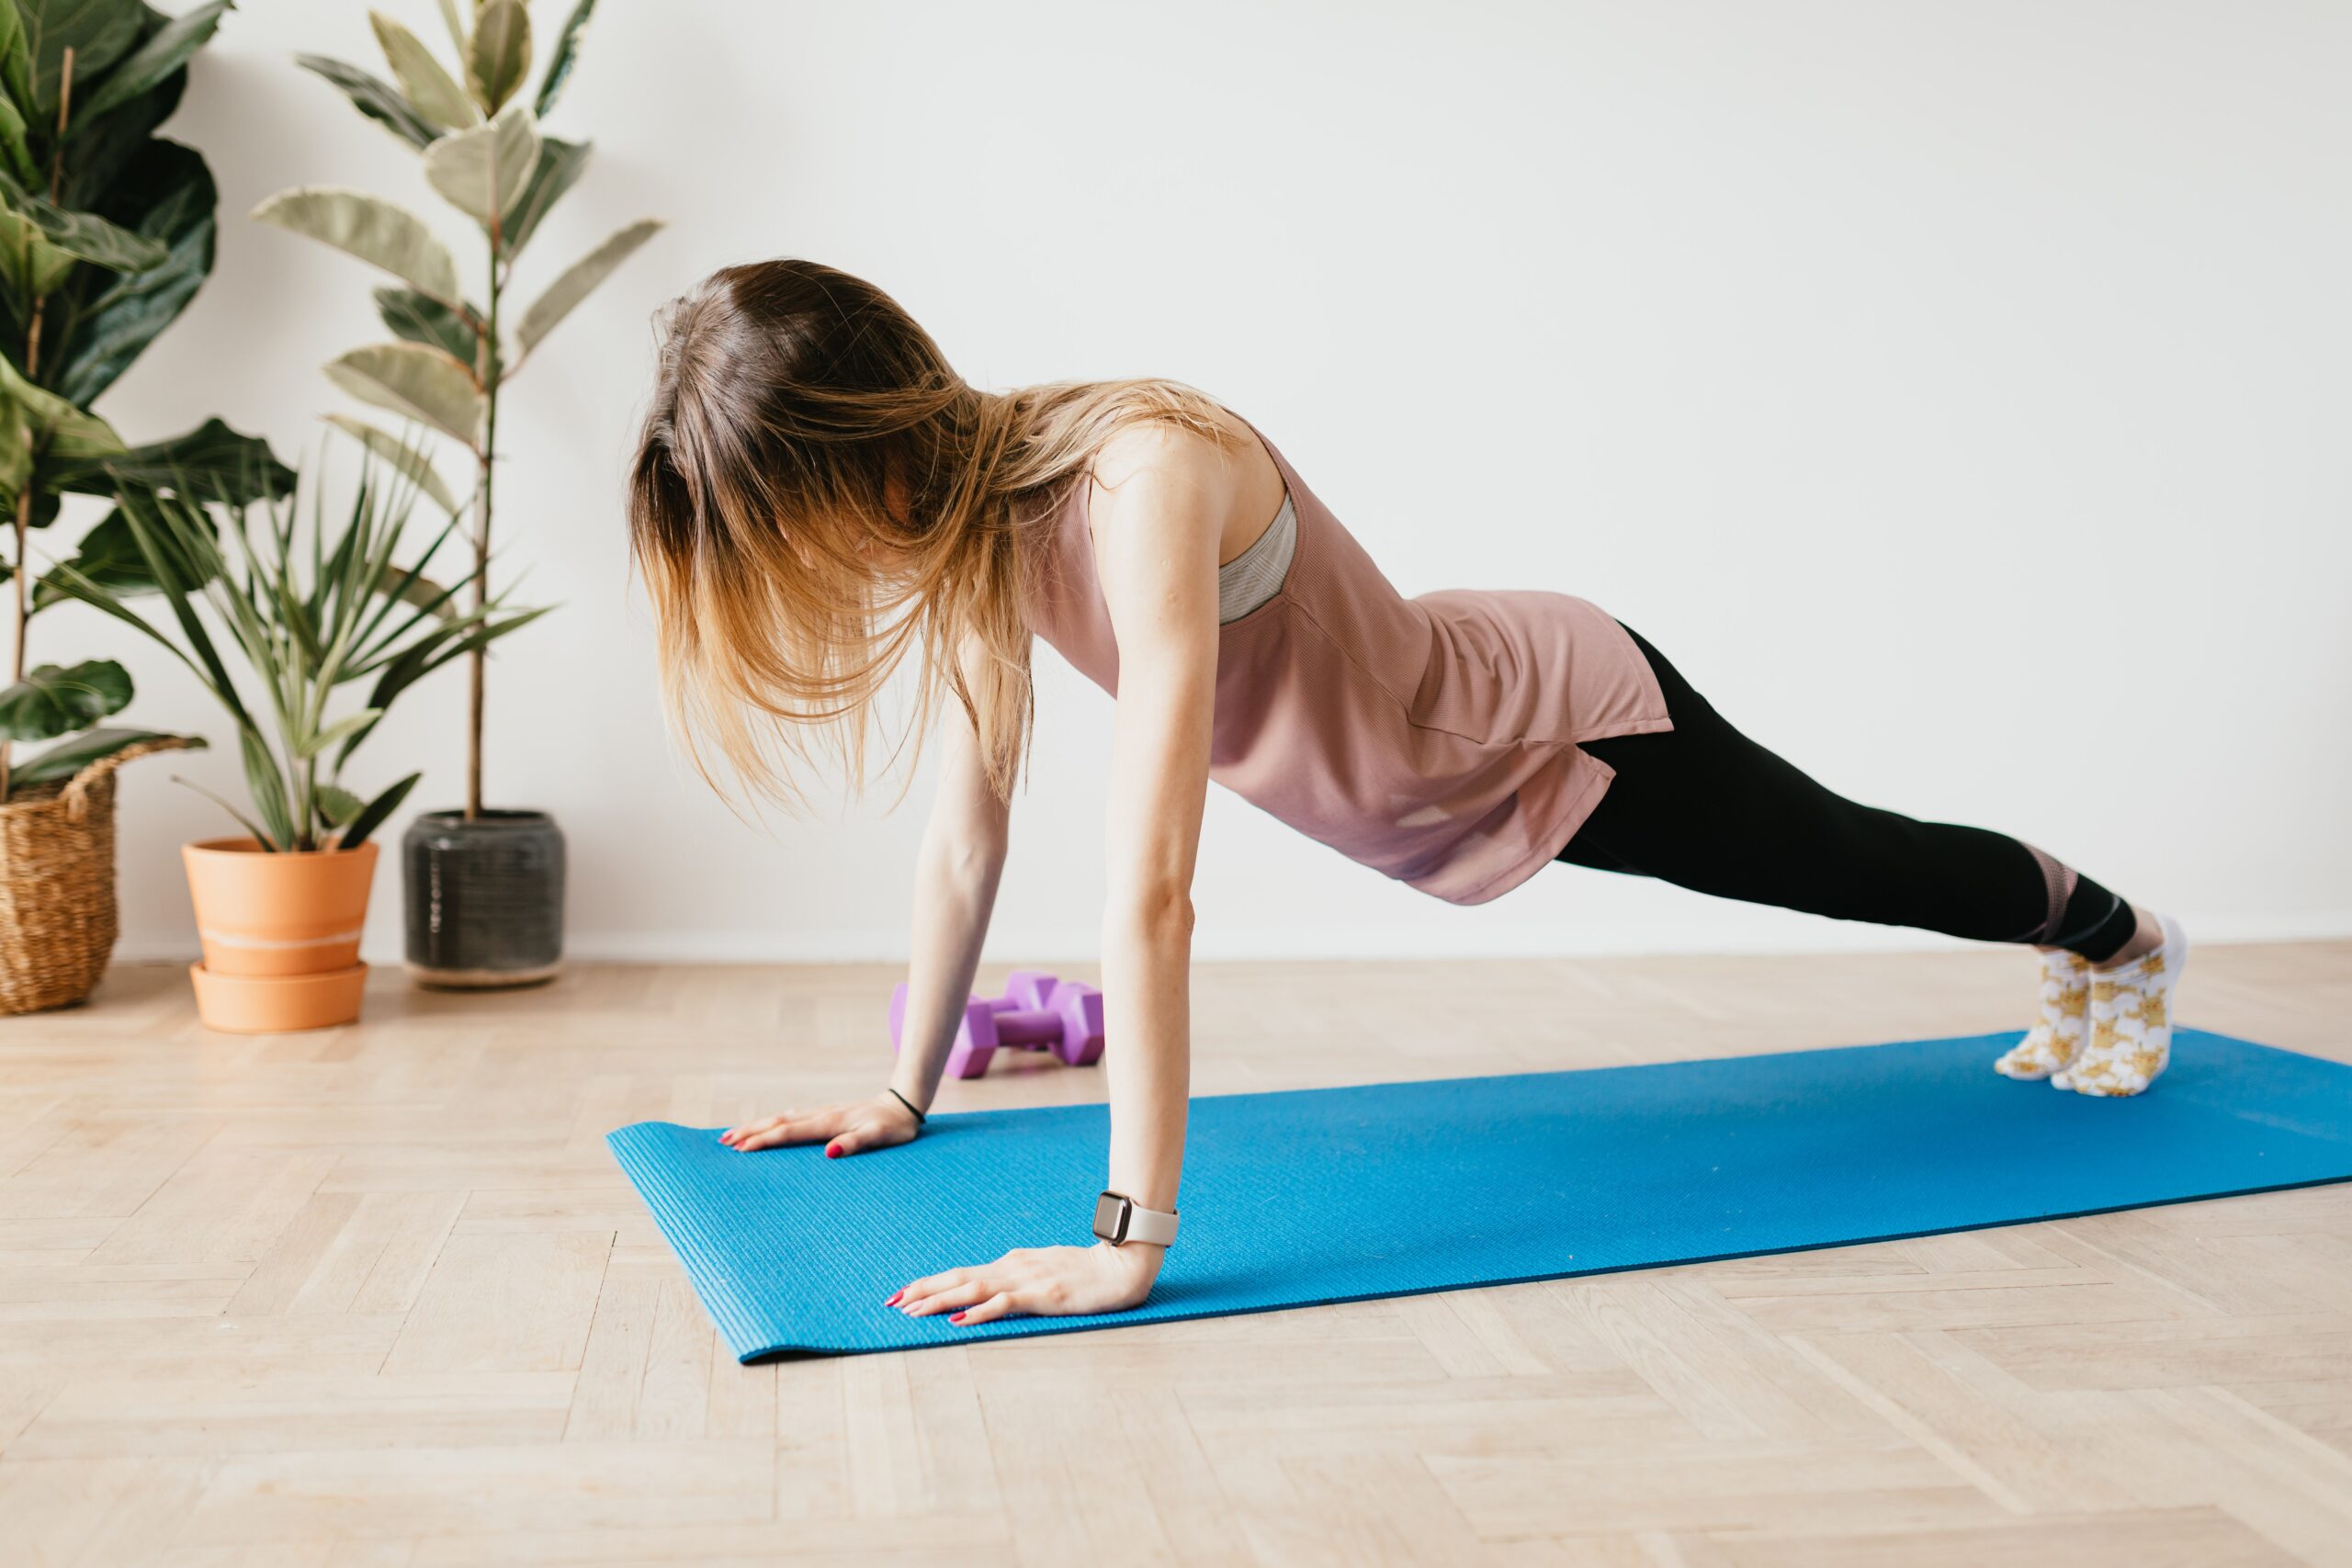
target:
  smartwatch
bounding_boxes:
[1091,1190,1179,1247]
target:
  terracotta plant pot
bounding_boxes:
[182,838,379,1031]
[187,960,369,1033]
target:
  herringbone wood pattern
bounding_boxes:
[3,944,2348,1566]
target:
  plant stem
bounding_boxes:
[469,215,504,821]
[0,49,73,806]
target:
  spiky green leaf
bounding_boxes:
[322,414,460,514]
[337,769,419,848]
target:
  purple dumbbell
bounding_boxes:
[888,969,1106,1080]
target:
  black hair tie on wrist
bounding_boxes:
[886,1087,926,1126]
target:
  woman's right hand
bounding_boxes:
[719,1092,922,1158]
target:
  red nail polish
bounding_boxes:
[826,1145,841,1159]
[886,1291,901,1305]
[949,1312,967,1324]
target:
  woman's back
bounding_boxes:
[1022,412,1672,904]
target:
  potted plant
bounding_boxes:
[48,442,545,1032]
[0,0,292,1013]
[252,1,662,987]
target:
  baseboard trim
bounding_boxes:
[110,910,2352,967]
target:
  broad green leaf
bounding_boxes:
[504,134,587,257]
[295,54,436,151]
[324,342,484,446]
[464,0,529,114]
[30,506,158,609]
[16,726,201,788]
[0,395,28,498]
[0,4,31,116]
[0,659,131,742]
[0,89,36,187]
[20,0,143,117]
[368,10,475,132]
[59,48,182,207]
[0,205,78,297]
[534,0,594,117]
[48,139,215,408]
[71,0,230,126]
[373,284,479,367]
[82,416,292,502]
[516,217,659,354]
[338,769,420,848]
[421,98,537,226]
[251,186,462,308]
[0,349,123,464]
[0,169,170,271]
[322,413,461,513]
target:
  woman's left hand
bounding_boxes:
[888,1241,1163,1325]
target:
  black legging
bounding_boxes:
[1556,624,2138,963]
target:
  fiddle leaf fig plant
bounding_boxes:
[0,0,289,802]
[254,0,661,820]
[45,441,549,851]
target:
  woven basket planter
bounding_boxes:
[0,737,193,1015]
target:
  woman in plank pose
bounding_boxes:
[628,260,2186,1327]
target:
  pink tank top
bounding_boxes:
[1021,416,1673,905]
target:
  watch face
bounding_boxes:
[1091,1190,1129,1244]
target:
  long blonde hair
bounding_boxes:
[628,259,1237,810]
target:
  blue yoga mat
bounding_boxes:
[608,1028,2352,1360]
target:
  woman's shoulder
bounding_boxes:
[1084,404,1282,538]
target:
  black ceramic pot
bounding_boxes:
[401,808,566,988]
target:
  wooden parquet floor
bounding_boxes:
[3,943,2349,1566]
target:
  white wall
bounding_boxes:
[69,0,2352,964]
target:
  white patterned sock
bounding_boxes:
[1996,949,2090,1082]
[2069,914,2189,1099]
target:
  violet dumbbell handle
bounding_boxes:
[887,977,985,1105]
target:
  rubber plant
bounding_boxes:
[253,0,661,820]
[1,0,289,804]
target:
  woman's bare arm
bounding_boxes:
[890,633,1021,1116]
[722,630,1014,1155]
[889,425,1229,1324]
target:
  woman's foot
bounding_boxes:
[2067,912,2188,1098]
[1996,949,2090,1080]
